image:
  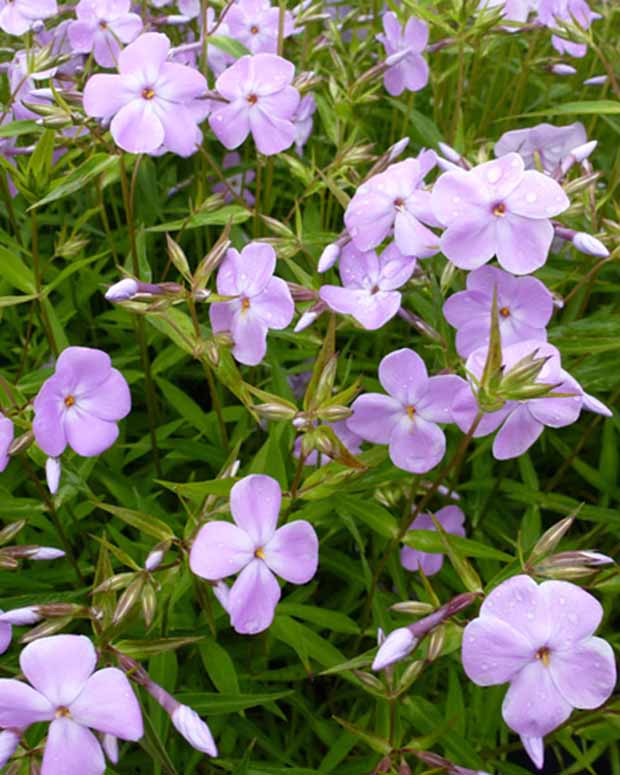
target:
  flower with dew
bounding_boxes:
[451,340,611,460]
[227,0,296,55]
[377,11,429,97]
[347,348,461,474]
[0,414,14,473]
[0,634,143,774]
[344,151,440,258]
[212,152,256,205]
[494,122,588,175]
[0,0,57,36]
[33,346,131,459]
[401,505,466,576]
[319,242,416,330]
[431,152,570,274]
[209,242,294,366]
[209,53,300,156]
[83,32,208,156]
[189,474,319,634]
[443,265,553,358]
[68,0,143,69]
[462,574,616,769]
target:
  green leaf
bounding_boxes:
[528,100,620,116]
[0,293,37,308]
[332,494,399,539]
[402,530,512,562]
[199,640,240,695]
[146,205,251,232]
[29,154,119,209]
[157,477,236,499]
[208,34,251,59]
[95,502,175,541]
[115,637,204,658]
[277,603,360,634]
[0,120,41,138]
[175,691,294,715]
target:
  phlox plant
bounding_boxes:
[0,1,619,774]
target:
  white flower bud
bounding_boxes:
[144,549,165,572]
[551,64,577,76]
[172,705,218,757]
[45,457,61,495]
[0,730,21,769]
[583,74,607,85]
[27,547,65,561]
[102,734,119,764]
[572,232,609,257]
[105,278,139,302]
[371,627,417,671]
[318,243,340,273]
[294,310,320,332]
[0,607,42,625]
[387,137,410,162]
[438,142,462,163]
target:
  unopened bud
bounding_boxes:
[0,521,26,546]
[141,583,157,628]
[45,457,61,495]
[551,63,577,76]
[112,577,144,625]
[572,232,609,257]
[390,601,434,615]
[105,278,139,302]
[171,704,218,756]
[317,405,352,422]
[23,546,65,561]
[318,243,340,273]
[145,540,171,572]
[254,403,298,421]
[426,626,445,661]
[0,607,42,626]
[385,48,412,68]
[584,74,607,85]
[387,137,410,162]
[438,141,462,164]
[396,659,424,694]
[212,580,230,611]
[294,303,325,332]
[0,730,21,770]
[436,156,461,172]
[20,616,72,643]
[372,627,417,671]
[529,514,576,565]
[353,670,386,694]
[8,431,34,457]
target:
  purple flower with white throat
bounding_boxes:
[319,242,416,330]
[431,152,570,274]
[209,53,300,156]
[227,0,296,54]
[33,346,131,459]
[68,0,143,68]
[0,0,57,35]
[344,151,439,257]
[209,242,294,366]
[0,634,143,775]
[347,348,461,473]
[401,506,466,576]
[0,414,14,472]
[83,32,208,156]
[189,474,319,634]
[377,11,429,97]
[462,574,616,770]
[494,122,587,175]
[443,265,553,357]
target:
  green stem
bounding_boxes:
[31,211,58,357]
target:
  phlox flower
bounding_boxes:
[8,51,54,121]
[189,474,319,634]
[209,53,300,156]
[477,0,536,25]
[0,414,14,472]
[538,0,600,58]
[319,242,416,330]
[0,0,57,36]
[462,575,616,769]
[377,11,429,96]
[443,265,553,357]
[451,340,611,460]
[0,634,143,774]
[344,151,439,257]
[401,505,466,576]
[178,0,200,18]
[68,0,143,69]
[293,94,316,155]
[83,32,208,156]
[227,0,296,54]
[431,152,570,274]
[347,348,461,473]
[210,242,294,366]
[494,122,588,174]
[33,346,131,458]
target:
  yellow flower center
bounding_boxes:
[536,647,551,667]
[493,203,507,217]
[255,547,265,559]
[64,395,76,408]
[142,88,156,100]
[406,405,416,420]
[55,706,71,718]
[499,306,510,318]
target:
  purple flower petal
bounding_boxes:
[549,637,616,709]
[218,243,276,297]
[263,521,318,584]
[156,62,206,103]
[417,375,466,424]
[78,369,131,422]
[541,580,603,649]
[521,735,545,770]
[111,100,164,154]
[462,616,534,686]
[41,717,106,775]
[379,347,428,404]
[32,397,67,458]
[480,575,549,647]
[69,668,143,740]
[228,558,281,634]
[230,474,281,547]
[189,521,254,580]
[527,377,582,428]
[249,107,296,155]
[388,415,446,473]
[394,208,439,257]
[117,31,169,78]
[502,659,572,737]
[492,404,543,459]
[495,215,553,274]
[65,410,120,457]
[0,679,53,728]
[209,100,251,150]
[347,394,404,444]
[56,347,111,390]
[505,171,569,219]
[230,311,268,366]
[471,154,525,200]
[440,215,497,270]
[431,168,489,226]
[251,277,295,329]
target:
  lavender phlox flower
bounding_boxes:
[8,51,55,121]
[477,0,536,25]
[462,574,616,769]
[83,32,208,156]
[0,0,57,36]
[443,265,553,357]
[401,505,466,576]
[33,346,131,459]
[293,93,316,155]
[68,0,143,68]
[431,152,570,274]
[377,11,429,97]
[344,151,439,257]
[0,634,143,774]
[212,152,256,204]
[190,474,318,634]
[494,122,587,175]
[538,0,600,58]
[347,348,461,473]
[209,242,294,366]
[319,242,416,330]
[227,0,296,55]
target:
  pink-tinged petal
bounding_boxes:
[82,73,129,117]
[249,109,296,156]
[251,277,294,329]
[65,410,119,457]
[263,521,318,584]
[379,347,428,405]
[506,171,569,219]
[347,394,405,444]
[401,56,429,92]
[41,718,105,775]
[550,637,616,709]
[320,286,367,315]
[431,168,489,226]
[378,243,416,290]
[502,659,572,737]
[69,668,143,740]
[155,102,201,157]
[583,392,612,416]
[21,635,96,707]
[389,415,446,474]
[400,545,444,576]
[541,580,603,650]
[466,264,513,295]
[338,243,379,288]
[0,679,53,728]
[417,375,466,424]
[55,347,111,391]
[108,12,143,44]
[111,100,164,154]
[344,192,394,252]
[462,616,535,686]
[228,559,281,634]
[209,100,251,150]
[404,16,429,51]
[118,32,170,78]
[406,188,441,228]
[230,474,281,546]
[189,521,254,580]
[527,377,582,428]
[372,627,417,671]
[320,287,400,330]
[471,153,525,200]
[0,729,21,769]
[250,54,295,96]
[495,215,553,274]
[79,369,130,422]
[381,11,402,43]
[33,399,67,458]
[440,216,497,270]
[492,404,543,459]
[394,210,439,257]
[521,735,545,771]
[230,310,268,366]
[0,5,32,35]
[480,575,549,647]
[156,62,207,102]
